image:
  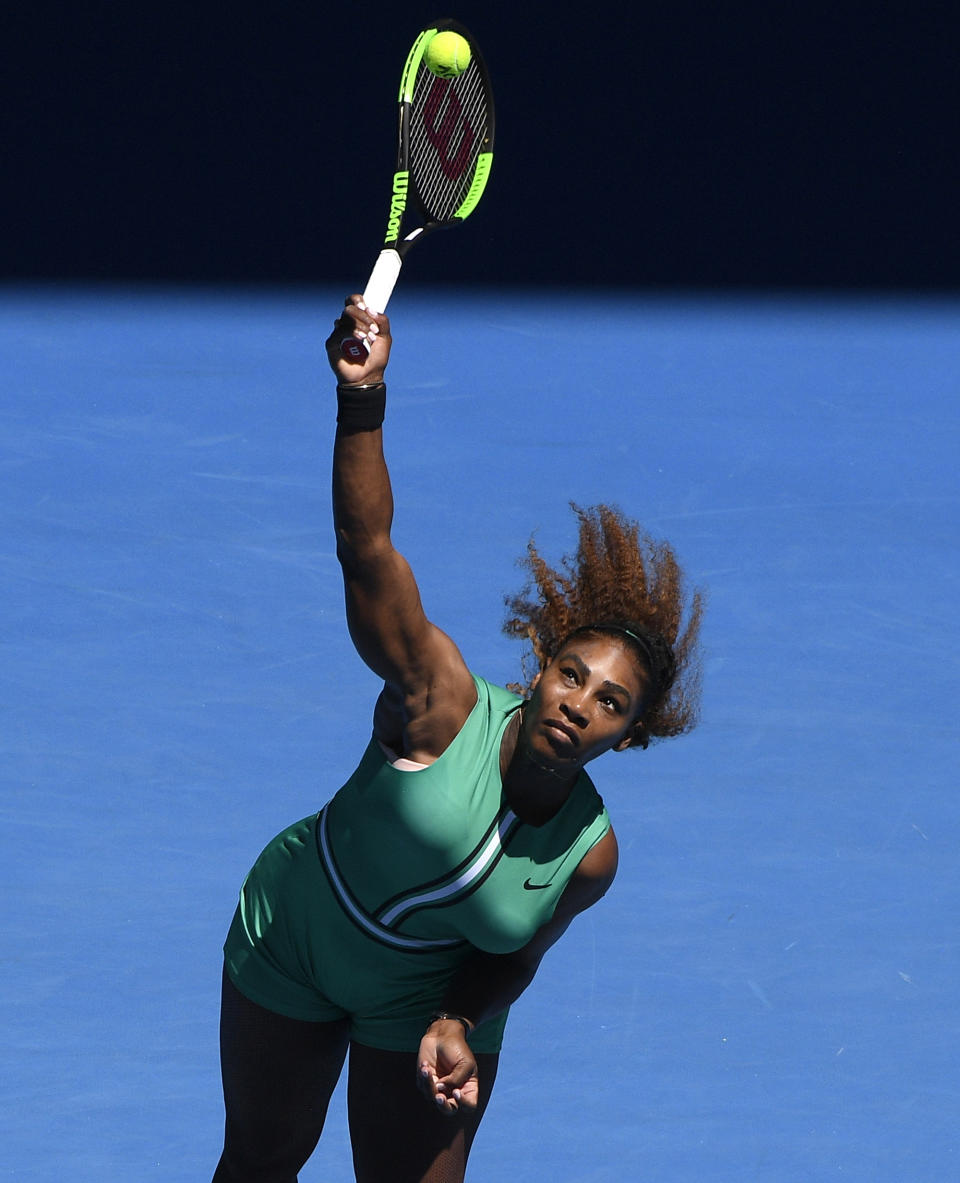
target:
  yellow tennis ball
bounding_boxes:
[424,31,471,78]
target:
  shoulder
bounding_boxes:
[472,674,524,714]
[453,674,524,747]
[377,670,518,765]
[510,826,618,967]
[569,826,618,908]
[550,827,618,927]
[375,646,479,761]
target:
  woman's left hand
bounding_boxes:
[416,1022,479,1116]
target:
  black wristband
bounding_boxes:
[336,382,386,431]
[428,1011,475,1037]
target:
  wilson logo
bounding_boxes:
[424,80,475,180]
[385,172,409,243]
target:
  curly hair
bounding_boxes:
[503,504,704,747]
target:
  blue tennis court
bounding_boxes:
[2,285,957,1179]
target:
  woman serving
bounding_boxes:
[213,297,704,1183]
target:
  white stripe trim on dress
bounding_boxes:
[378,809,519,926]
[316,806,465,952]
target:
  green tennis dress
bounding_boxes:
[223,675,610,1051]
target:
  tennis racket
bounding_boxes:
[341,19,494,360]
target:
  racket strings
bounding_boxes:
[408,63,490,223]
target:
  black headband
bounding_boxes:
[571,623,670,703]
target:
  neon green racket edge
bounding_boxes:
[341,19,495,360]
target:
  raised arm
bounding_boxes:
[324,298,476,758]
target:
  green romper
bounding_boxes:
[223,675,610,1052]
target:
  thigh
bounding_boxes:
[213,968,351,1183]
[347,1043,500,1183]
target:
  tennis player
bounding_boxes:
[211,297,704,1183]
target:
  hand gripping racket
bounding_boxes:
[341,19,494,360]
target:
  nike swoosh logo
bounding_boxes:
[523,878,552,890]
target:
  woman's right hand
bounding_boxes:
[325,296,392,387]
[416,1021,479,1116]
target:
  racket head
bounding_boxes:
[387,19,495,251]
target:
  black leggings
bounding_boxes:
[212,970,500,1183]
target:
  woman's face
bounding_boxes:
[520,637,648,772]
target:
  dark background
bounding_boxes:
[4,1,958,289]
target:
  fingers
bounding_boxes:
[325,295,391,384]
[417,1060,478,1116]
[331,296,388,349]
[341,296,384,349]
[416,1034,479,1116]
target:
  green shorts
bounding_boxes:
[223,815,509,1053]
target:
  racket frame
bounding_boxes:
[356,19,495,319]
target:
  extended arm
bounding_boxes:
[417,827,619,1113]
[325,299,477,758]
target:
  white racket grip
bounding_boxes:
[362,249,402,314]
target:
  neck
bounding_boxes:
[500,709,578,825]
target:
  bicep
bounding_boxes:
[341,544,436,684]
[341,545,475,728]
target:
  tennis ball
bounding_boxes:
[424,30,471,78]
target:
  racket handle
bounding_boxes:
[340,249,402,361]
[362,249,402,314]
